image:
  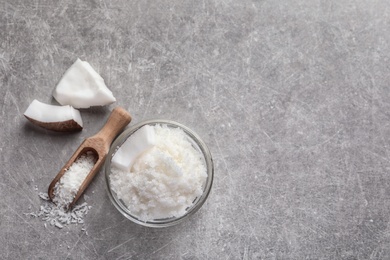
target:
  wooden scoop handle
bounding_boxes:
[92,107,132,150]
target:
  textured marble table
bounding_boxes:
[2,0,390,259]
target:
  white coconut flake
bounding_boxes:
[39,192,50,201]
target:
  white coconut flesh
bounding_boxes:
[111,125,156,171]
[53,58,116,109]
[24,99,83,132]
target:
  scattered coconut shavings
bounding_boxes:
[25,192,91,230]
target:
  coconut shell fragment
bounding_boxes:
[24,116,82,132]
[24,99,83,132]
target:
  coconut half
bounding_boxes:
[53,58,116,108]
[24,99,83,132]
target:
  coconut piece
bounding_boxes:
[53,58,116,108]
[24,99,83,132]
[112,125,156,171]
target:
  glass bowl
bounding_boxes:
[104,119,214,228]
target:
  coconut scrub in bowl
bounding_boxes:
[105,120,213,227]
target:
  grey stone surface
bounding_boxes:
[1,0,390,259]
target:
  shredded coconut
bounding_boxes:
[25,152,95,229]
[25,192,91,229]
[110,124,207,221]
[53,152,95,208]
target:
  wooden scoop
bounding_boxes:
[48,107,131,208]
